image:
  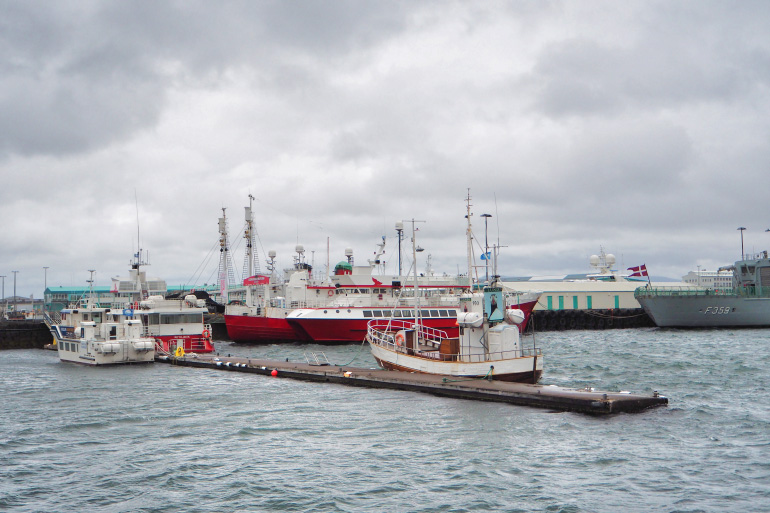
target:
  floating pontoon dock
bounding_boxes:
[156,354,667,415]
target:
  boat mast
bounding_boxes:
[87,269,96,308]
[465,189,474,291]
[407,218,425,330]
[218,208,230,305]
[243,195,261,306]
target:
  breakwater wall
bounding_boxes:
[0,321,53,349]
[528,308,654,332]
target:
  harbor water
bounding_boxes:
[1,328,768,512]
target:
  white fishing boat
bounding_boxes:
[365,194,543,383]
[110,253,214,354]
[47,272,155,365]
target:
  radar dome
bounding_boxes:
[268,250,276,259]
[590,255,600,266]
[606,254,616,266]
[295,244,305,254]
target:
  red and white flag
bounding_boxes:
[627,264,648,277]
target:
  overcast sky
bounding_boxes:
[3,1,770,298]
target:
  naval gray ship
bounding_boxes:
[635,251,770,327]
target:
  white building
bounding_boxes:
[681,269,733,290]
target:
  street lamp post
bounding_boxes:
[738,227,746,259]
[12,270,18,313]
[0,275,5,316]
[481,214,492,284]
[395,222,404,276]
[43,267,49,313]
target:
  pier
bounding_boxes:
[157,354,667,415]
[0,320,52,349]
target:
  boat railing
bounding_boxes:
[366,319,540,362]
[43,311,61,327]
[635,286,770,299]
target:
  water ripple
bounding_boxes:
[2,330,770,512]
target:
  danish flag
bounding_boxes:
[627,264,648,277]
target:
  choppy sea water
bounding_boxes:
[1,328,768,513]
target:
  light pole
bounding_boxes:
[481,214,492,284]
[0,275,5,316]
[12,270,18,313]
[738,227,746,259]
[43,267,49,313]
[395,221,404,276]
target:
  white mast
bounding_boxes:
[244,195,256,306]
[406,218,425,330]
[218,208,229,305]
[465,189,474,291]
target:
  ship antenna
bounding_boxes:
[134,190,143,268]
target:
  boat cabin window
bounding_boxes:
[430,309,439,317]
[109,326,117,340]
[373,310,382,317]
[363,311,373,317]
[421,309,430,317]
[160,313,204,324]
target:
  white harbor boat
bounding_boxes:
[47,272,155,365]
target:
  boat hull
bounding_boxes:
[637,294,770,327]
[225,313,311,343]
[369,342,542,384]
[288,300,538,343]
[289,315,460,343]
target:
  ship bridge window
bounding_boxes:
[440,309,450,317]
[430,309,439,317]
[373,310,382,317]
[421,309,431,317]
[161,314,203,324]
[363,311,372,317]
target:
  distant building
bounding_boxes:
[681,269,733,290]
[2,295,45,319]
[44,284,222,312]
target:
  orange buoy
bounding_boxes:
[271,369,278,377]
